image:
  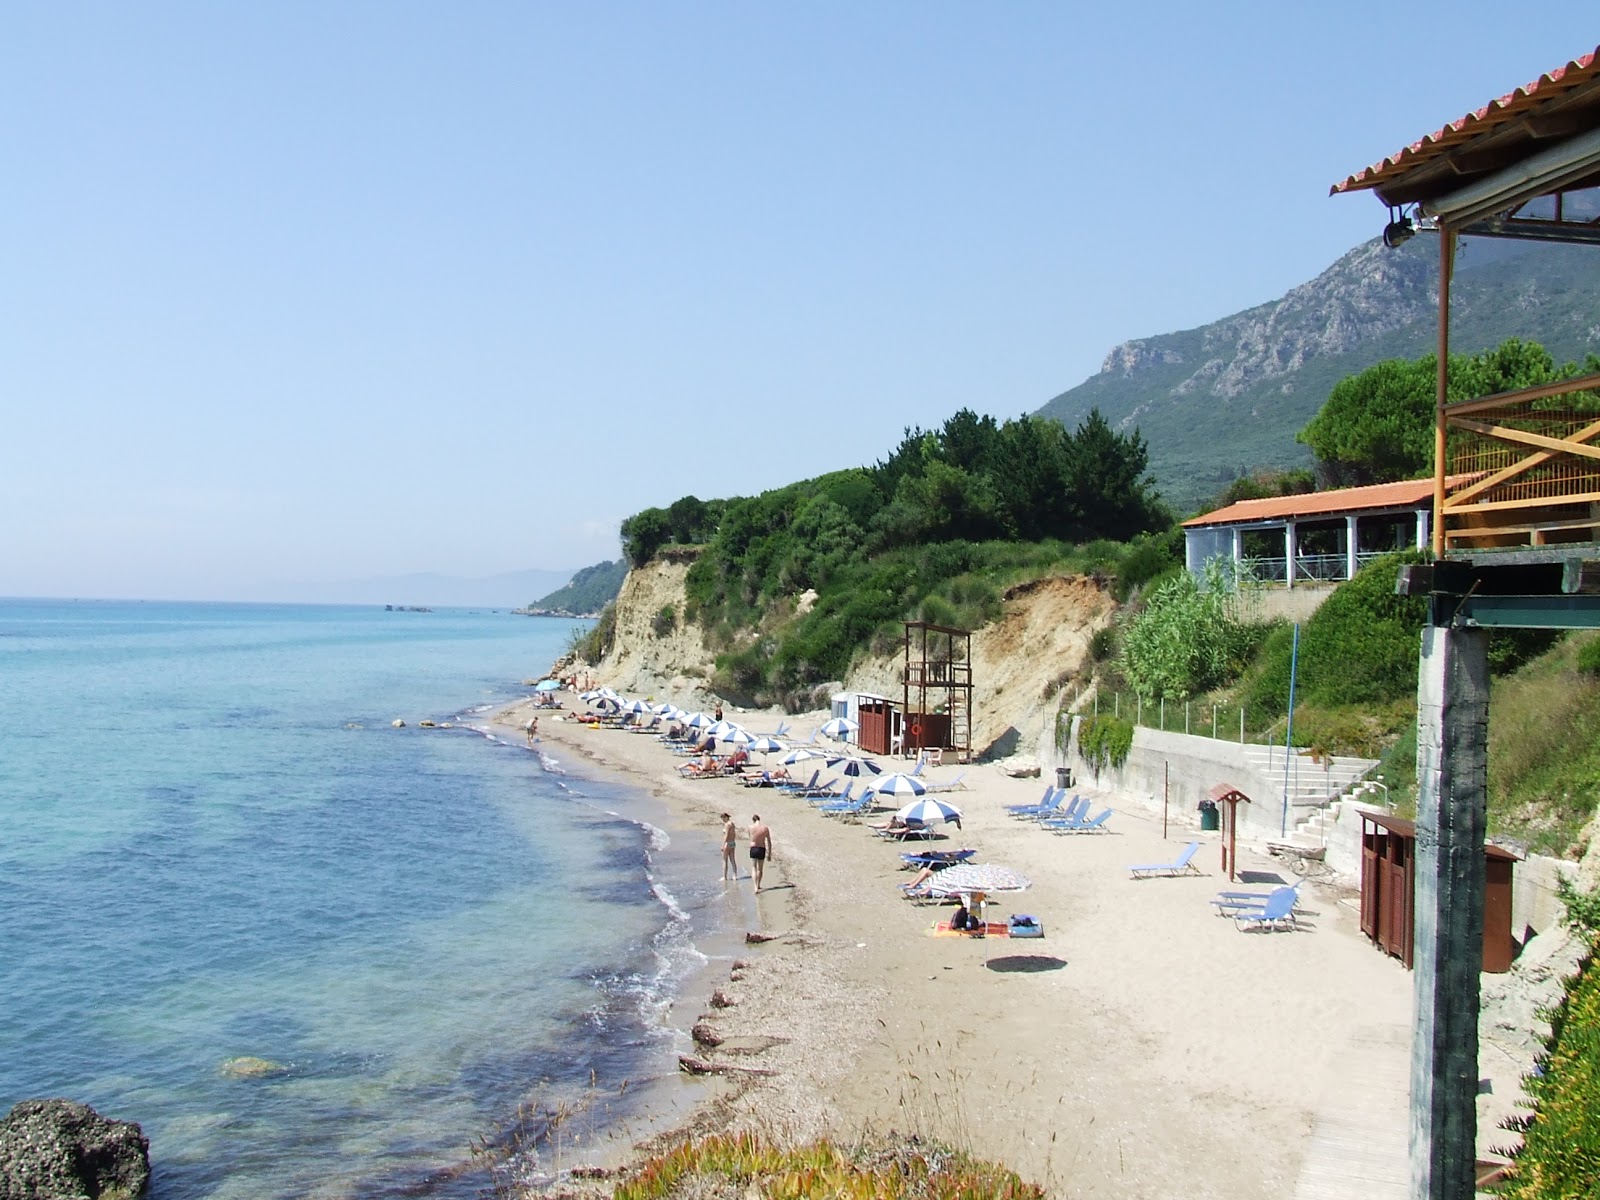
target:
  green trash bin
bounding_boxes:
[1199,803,1220,832]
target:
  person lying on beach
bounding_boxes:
[902,865,935,893]
[678,754,722,776]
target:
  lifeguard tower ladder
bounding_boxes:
[900,621,973,763]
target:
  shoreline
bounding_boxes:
[493,690,1416,1198]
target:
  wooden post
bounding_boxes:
[1410,622,1489,1200]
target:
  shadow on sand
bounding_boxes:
[984,954,1067,973]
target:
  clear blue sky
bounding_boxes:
[4,5,1596,601]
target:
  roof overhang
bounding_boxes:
[1334,48,1600,239]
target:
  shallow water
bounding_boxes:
[0,599,732,1198]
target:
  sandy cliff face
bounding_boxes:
[584,558,1114,757]
[847,575,1115,760]
[580,550,723,707]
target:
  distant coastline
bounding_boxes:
[513,606,601,619]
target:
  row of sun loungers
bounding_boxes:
[1006,787,1115,835]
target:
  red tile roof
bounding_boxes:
[1332,48,1600,202]
[1183,478,1436,528]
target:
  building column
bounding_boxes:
[1346,514,1359,580]
[1231,527,1243,578]
[1411,623,1489,1200]
[1417,507,1430,551]
[1284,521,1297,588]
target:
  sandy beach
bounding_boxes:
[498,693,1414,1198]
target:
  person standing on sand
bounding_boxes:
[720,812,737,881]
[748,815,773,890]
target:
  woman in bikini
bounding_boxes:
[721,812,737,882]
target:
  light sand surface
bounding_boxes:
[499,694,1413,1198]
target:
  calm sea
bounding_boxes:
[0,599,735,1199]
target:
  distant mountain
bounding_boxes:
[528,560,627,617]
[1036,236,1600,514]
[303,567,578,608]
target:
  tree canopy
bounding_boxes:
[1296,337,1595,487]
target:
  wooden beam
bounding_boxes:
[1442,370,1600,419]
[1443,490,1600,515]
[1451,418,1600,462]
[1446,415,1600,504]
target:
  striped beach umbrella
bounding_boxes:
[746,736,787,754]
[780,747,823,766]
[826,754,882,777]
[819,717,859,741]
[892,798,959,827]
[876,774,931,801]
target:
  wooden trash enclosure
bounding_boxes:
[1359,811,1519,973]
[856,696,894,756]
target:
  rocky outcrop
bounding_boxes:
[0,1100,150,1200]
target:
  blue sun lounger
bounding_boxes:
[1129,841,1202,879]
[1037,795,1089,829]
[1234,886,1299,932]
[1049,808,1112,835]
[1007,788,1066,819]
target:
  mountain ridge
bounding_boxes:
[1037,235,1600,513]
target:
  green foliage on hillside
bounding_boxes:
[1240,551,1429,716]
[1297,338,1599,487]
[1077,714,1134,774]
[1499,896,1600,1199]
[532,559,628,614]
[617,408,1175,707]
[1119,562,1271,701]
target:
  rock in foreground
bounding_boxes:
[0,1099,150,1200]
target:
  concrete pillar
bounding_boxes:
[1410,623,1489,1200]
[1231,527,1243,577]
[1416,507,1430,551]
[1345,514,1359,580]
[1284,521,1296,588]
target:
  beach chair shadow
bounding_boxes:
[1129,840,1203,879]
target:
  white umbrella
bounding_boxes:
[893,797,959,826]
[780,747,823,766]
[927,863,1031,896]
[684,712,715,729]
[708,720,748,742]
[596,686,621,701]
[621,699,652,714]
[746,736,787,754]
[716,728,755,747]
[819,717,859,741]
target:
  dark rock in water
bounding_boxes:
[0,1099,150,1200]
[691,1022,723,1048]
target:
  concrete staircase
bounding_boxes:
[1244,746,1378,851]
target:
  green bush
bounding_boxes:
[1119,561,1263,700]
[1078,714,1134,774]
[1578,636,1600,677]
[1498,916,1600,1199]
[650,604,676,637]
[1241,551,1427,717]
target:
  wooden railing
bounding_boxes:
[1441,370,1600,550]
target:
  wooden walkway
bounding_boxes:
[1292,1024,1411,1200]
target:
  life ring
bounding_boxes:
[909,723,923,738]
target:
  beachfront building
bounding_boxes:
[1182,478,1433,587]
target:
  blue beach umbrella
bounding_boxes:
[684,712,715,730]
[780,747,823,766]
[876,773,931,800]
[746,736,787,754]
[534,679,561,692]
[826,754,882,777]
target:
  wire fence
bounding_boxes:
[1068,688,1272,743]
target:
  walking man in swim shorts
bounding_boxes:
[748,815,773,891]
[720,812,737,882]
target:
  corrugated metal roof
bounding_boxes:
[1182,478,1436,528]
[1333,48,1600,204]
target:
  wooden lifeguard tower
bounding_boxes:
[900,621,974,763]
[1333,46,1600,1199]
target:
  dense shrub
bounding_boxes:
[1578,636,1600,677]
[1078,714,1134,774]
[1499,883,1600,1199]
[1241,551,1427,717]
[1119,561,1266,701]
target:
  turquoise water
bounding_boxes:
[0,599,723,1199]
